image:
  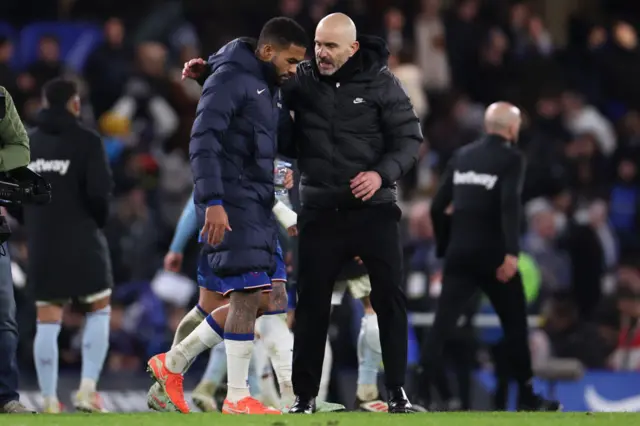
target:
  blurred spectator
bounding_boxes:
[19,35,64,96]
[444,0,483,93]
[595,268,640,370]
[84,18,132,117]
[561,90,617,157]
[110,42,178,155]
[600,21,640,111]
[278,0,315,38]
[522,95,572,200]
[609,156,640,256]
[389,48,428,121]
[414,0,451,93]
[523,199,572,295]
[0,36,19,99]
[526,15,554,58]
[507,1,531,58]
[560,200,611,320]
[104,186,161,284]
[382,7,407,55]
[469,27,514,105]
[529,292,610,370]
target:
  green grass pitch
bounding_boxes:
[5,412,639,426]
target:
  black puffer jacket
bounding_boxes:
[280,35,422,209]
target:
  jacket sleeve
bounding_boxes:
[0,87,30,172]
[189,68,245,206]
[501,152,526,256]
[372,74,423,186]
[84,131,113,228]
[430,155,455,258]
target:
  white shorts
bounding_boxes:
[331,275,371,305]
[35,288,113,307]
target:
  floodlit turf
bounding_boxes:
[5,412,639,426]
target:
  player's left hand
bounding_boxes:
[350,171,382,201]
[284,168,294,189]
[164,252,183,272]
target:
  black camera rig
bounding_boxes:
[0,167,51,206]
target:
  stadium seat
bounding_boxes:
[17,21,103,72]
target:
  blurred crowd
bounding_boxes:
[1,0,640,403]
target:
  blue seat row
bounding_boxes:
[0,21,103,73]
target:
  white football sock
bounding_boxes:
[225,339,254,403]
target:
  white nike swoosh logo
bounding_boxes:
[257,89,266,94]
[584,386,640,412]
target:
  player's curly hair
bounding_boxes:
[258,17,308,50]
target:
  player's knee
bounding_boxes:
[37,303,64,322]
[199,288,226,313]
[87,295,110,312]
[266,281,288,313]
[258,291,271,313]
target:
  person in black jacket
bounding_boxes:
[283,13,421,414]
[427,102,560,411]
[24,78,113,413]
[181,13,421,413]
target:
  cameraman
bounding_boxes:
[0,86,34,414]
[23,79,113,413]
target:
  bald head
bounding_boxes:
[484,102,522,142]
[317,13,357,42]
[315,13,359,75]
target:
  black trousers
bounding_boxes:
[421,266,533,389]
[292,204,408,398]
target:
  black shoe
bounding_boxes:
[387,387,416,413]
[288,396,316,414]
[517,393,562,412]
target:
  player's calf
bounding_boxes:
[222,290,280,414]
[75,295,111,413]
[355,301,387,413]
[34,303,63,411]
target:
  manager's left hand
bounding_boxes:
[350,171,382,201]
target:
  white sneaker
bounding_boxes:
[191,382,218,412]
[73,390,108,413]
[42,397,62,414]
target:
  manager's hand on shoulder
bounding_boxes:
[182,58,207,81]
[350,171,382,201]
[201,205,232,245]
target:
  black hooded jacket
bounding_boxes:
[24,107,113,300]
[279,35,422,209]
